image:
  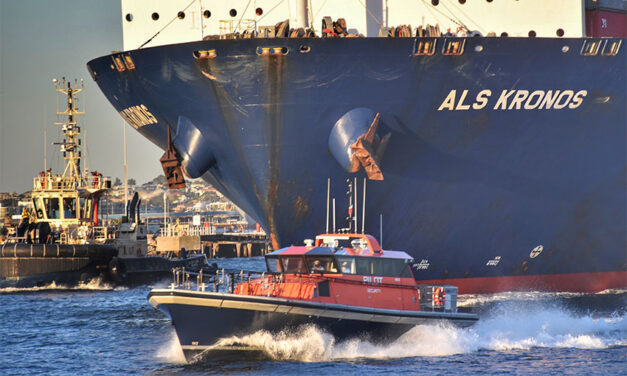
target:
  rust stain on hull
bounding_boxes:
[263,54,286,248]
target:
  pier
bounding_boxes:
[154,225,269,259]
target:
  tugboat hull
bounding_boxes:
[111,254,210,286]
[149,289,477,361]
[0,243,117,288]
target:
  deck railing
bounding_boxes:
[33,175,111,191]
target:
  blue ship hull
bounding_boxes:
[87,37,626,293]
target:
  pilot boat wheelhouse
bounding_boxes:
[149,232,477,361]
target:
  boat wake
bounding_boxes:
[457,288,627,307]
[195,294,626,362]
[0,276,117,293]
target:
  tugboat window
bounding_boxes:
[281,256,307,273]
[44,198,60,219]
[63,197,77,219]
[33,198,45,219]
[82,198,93,221]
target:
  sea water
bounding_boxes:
[1,257,625,375]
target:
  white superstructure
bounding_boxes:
[122,0,586,50]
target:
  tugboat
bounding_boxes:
[149,181,478,361]
[0,78,208,288]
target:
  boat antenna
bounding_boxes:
[362,178,366,234]
[346,179,354,233]
[333,198,336,233]
[123,120,129,221]
[379,214,383,248]
[326,178,330,233]
[43,122,47,173]
[163,191,167,234]
[354,177,358,233]
[53,77,84,188]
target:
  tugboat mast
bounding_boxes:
[53,77,84,189]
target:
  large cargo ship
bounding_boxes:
[87,0,626,293]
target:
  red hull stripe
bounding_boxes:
[418,271,627,294]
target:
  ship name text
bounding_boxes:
[437,89,587,111]
[119,104,158,129]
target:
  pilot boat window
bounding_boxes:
[336,256,356,274]
[63,197,77,219]
[355,257,413,277]
[306,256,338,273]
[281,256,307,273]
[44,198,60,219]
[266,256,282,273]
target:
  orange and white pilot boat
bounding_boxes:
[149,231,478,361]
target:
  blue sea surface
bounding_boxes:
[1,257,625,375]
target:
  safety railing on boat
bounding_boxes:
[168,267,460,313]
[33,175,111,191]
[169,267,269,293]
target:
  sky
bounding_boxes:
[0,0,162,193]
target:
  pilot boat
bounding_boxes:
[149,214,478,361]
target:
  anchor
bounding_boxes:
[159,126,186,189]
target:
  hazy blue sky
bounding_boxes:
[0,0,162,193]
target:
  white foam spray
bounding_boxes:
[156,330,187,364]
[0,276,115,293]
[457,289,626,307]
[208,305,626,362]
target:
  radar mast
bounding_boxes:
[53,77,84,188]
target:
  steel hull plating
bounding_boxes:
[88,37,627,293]
[148,289,477,360]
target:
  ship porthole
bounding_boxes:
[459,0,466,4]
[178,11,185,20]
[152,12,159,21]
[230,9,237,17]
[256,8,263,16]
[431,0,439,6]
[528,30,536,38]
[300,45,311,53]
[203,10,211,19]
[501,32,508,37]
[561,46,570,53]
[125,13,133,22]
[556,28,565,37]
[474,45,483,52]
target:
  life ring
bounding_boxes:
[433,287,445,305]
